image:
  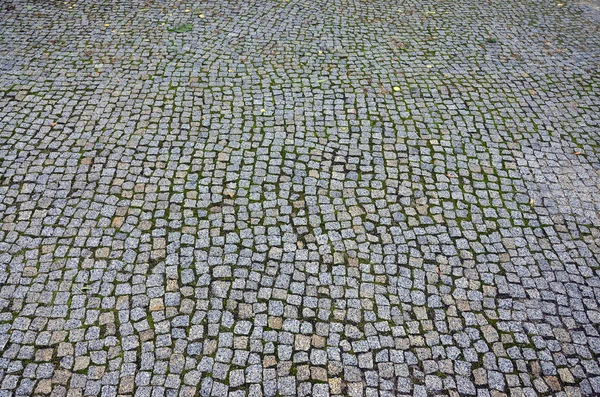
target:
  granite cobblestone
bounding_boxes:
[1,0,600,395]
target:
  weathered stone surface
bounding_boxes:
[1,0,600,395]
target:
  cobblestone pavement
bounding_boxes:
[1,0,600,396]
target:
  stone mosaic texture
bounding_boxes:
[1,0,600,396]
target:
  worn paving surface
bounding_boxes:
[1,0,600,396]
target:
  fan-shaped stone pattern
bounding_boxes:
[1,0,600,396]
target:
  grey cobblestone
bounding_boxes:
[1,0,600,395]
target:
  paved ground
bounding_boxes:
[1,0,600,396]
